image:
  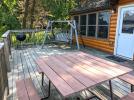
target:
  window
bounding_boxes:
[97,12,110,38]
[80,15,87,35]
[87,13,96,36]
[73,11,110,39]
[122,10,134,34]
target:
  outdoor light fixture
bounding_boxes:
[111,8,116,13]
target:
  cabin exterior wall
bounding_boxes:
[72,0,134,53]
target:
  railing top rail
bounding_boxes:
[2,30,11,38]
[1,29,44,38]
[0,43,4,49]
[10,29,44,33]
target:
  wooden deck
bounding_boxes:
[7,45,134,100]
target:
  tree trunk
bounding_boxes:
[30,0,35,28]
[22,0,29,28]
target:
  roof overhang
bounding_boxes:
[70,0,119,15]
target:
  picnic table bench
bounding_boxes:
[16,78,41,100]
[36,51,133,100]
[119,73,134,92]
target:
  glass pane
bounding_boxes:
[122,10,134,34]
[80,15,86,25]
[98,26,108,38]
[88,13,96,25]
[87,26,96,37]
[74,16,79,29]
[98,12,110,25]
[74,16,79,24]
[80,26,86,35]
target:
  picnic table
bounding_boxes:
[36,51,133,99]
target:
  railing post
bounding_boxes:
[2,30,11,72]
[0,43,9,100]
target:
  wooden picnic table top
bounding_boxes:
[36,51,133,97]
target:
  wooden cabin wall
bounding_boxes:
[118,0,134,5]
[75,12,117,53]
[74,0,134,53]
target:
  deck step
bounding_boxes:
[16,78,41,100]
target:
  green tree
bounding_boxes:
[0,0,21,36]
[42,0,77,20]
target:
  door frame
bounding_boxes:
[114,4,134,60]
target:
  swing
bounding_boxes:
[42,20,80,50]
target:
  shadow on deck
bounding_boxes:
[7,44,134,100]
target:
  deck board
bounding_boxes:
[23,49,44,97]
[7,45,134,100]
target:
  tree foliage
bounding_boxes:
[42,0,77,20]
[0,0,21,36]
[0,0,78,36]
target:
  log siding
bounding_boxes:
[72,0,134,53]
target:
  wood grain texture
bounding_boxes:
[16,79,29,100]
[119,0,134,5]
[0,43,9,100]
[76,52,132,72]
[36,51,132,97]
[24,78,41,100]
[36,58,75,97]
[54,55,96,86]
[42,56,86,91]
[16,79,41,100]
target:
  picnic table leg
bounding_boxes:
[41,72,44,86]
[41,80,51,100]
[109,80,113,100]
[131,84,134,92]
[48,80,51,97]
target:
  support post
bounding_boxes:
[42,21,51,48]
[73,20,80,50]
[3,38,11,72]
[70,25,73,46]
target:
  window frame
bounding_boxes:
[80,14,87,36]
[97,11,111,39]
[73,10,111,39]
[87,12,97,37]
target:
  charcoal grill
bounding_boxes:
[16,32,26,41]
[16,32,26,48]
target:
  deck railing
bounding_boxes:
[10,29,44,48]
[0,29,44,100]
[0,43,9,100]
[1,29,44,69]
[2,30,11,72]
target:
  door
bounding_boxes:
[116,6,134,59]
